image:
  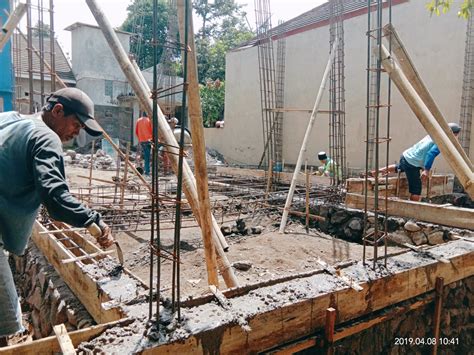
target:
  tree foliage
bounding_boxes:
[200,80,225,127]
[32,20,50,37]
[193,0,253,83]
[120,0,254,125]
[121,0,169,69]
[426,0,473,19]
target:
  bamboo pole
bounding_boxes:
[279,40,338,233]
[383,24,473,171]
[176,0,219,287]
[85,0,237,288]
[0,3,27,51]
[379,44,474,198]
[305,161,310,233]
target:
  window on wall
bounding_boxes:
[105,80,113,97]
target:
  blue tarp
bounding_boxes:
[0,0,14,112]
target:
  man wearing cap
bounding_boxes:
[315,151,341,179]
[0,87,115,343]
[376,122,462,201]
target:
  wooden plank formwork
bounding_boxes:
[31,221,124,324]
[0,319,131,355]
[1,242,472,354]
[345,175,451,199]
[142,241,473,353]
[345,193,474,230]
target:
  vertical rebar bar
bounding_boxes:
[363,0,391,269]
[49,0,55,92]
[460,14,474,157]
[26,0,34,112]
[329,0,346,186]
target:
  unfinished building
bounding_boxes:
[0,0,473,354]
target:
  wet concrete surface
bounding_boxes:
[76,240,473,353]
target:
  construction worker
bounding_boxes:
[376,122,461,201]
[315,151,341,178]
[0,87,114,343]
[135,113,153,176]
[161,117,179,175]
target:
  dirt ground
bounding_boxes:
[65,165,400,299]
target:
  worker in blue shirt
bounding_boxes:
[0,88,115,343]
[377,122,461,201]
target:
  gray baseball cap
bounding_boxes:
[47,87,103,137]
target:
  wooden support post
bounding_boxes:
[396,170,401,198]
[53,324,76,355]
[86,0,236,288]
[383,24,473,172]
[427,169,433,200]
[378,44,474,198]
[325,307,336,355]
[120,142,131,210]
[176,0,224,287]
[265,160,273,202]
[88,140,95,188]
[432,277,444,355]
[279,39,338,233]
[325,307,336,343]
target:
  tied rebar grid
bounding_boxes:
[17,0,56,113]
[459,14,474,157]
[255,0,281,172]
[72,169,341,236]
[274,19,286,180]
[328,0,346,187]
[362,0,393,269]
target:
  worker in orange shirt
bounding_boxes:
[135,113,152,176]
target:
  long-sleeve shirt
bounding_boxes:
[135,116,152,143]
[0,112,100,255]
[319,157,342,178]
[403,135,440,170]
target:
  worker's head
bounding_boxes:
[42,88,102,142]
[318,151,328,163]
[448,122,461,137]
[168,117,178,129]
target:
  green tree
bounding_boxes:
[32,20,50,37]
[193,0,253,83]
[200,80,225,127]
[426,0,473,19]
[121,0,169,69]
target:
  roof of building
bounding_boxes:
[64,22,133,36]
[234,0,390,50]
[12,33,75,82]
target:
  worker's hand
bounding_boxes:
[421,169,430,182]
[97,221,115,249]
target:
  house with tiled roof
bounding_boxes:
[12,32,75,113]
[205,0,471,173]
